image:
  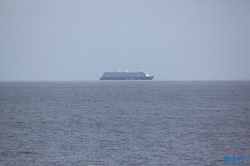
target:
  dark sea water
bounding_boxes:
[0,81,249,166]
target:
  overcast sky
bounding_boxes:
[0,0,250,81]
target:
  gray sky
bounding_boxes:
[0,0,250,81]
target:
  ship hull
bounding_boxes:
[100,76,153,80]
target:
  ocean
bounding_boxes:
[0,81,249,166]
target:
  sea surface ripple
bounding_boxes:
[0,81,249,166]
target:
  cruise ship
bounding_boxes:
[100,69,154,80]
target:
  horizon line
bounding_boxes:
[0,79,250,82]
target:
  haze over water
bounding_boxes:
[0,81,249,166]
[1,0,250,165]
